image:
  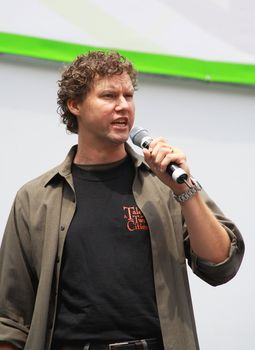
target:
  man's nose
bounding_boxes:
[115,96,129,109]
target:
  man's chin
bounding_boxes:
[110,132,129,145]
[111,137,128,145]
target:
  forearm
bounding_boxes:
[181,192,231,263]
[142,139,232,263]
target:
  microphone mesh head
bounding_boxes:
[129,127,149,147]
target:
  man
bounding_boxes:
[0,51,244,350]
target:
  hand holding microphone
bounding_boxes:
[130,126,191,189]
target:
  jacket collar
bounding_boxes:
[43,143,149,187]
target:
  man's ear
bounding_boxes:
[67,99,80,116]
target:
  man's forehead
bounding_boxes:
[93,73,134,90]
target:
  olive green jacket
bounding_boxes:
[0,145,244,350]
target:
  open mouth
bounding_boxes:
[112,119,128,127]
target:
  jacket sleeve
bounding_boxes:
[183,190,245,286]
[0,191,37,348]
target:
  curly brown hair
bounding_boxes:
[57,50,138,134]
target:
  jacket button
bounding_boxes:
[60,225,65,231]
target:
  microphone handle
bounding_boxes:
[167,164,188,184]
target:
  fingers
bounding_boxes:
[144,137,187,173]
[151,146,173,173]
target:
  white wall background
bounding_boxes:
[2,0,255,63]
[0,54,255,349]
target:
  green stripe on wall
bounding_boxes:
[1,32,255,86]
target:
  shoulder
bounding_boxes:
[15,165,62,206]
[15,145,77,201]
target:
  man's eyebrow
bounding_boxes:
[99,85,135,92]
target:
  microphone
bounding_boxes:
[129,126,189,185]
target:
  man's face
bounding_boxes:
[72,73,135,148]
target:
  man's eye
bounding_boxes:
[125,94,134,100]
[103,93,114,98]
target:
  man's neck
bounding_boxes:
[73,143,127,165]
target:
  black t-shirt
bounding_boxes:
[53,156,161,344]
